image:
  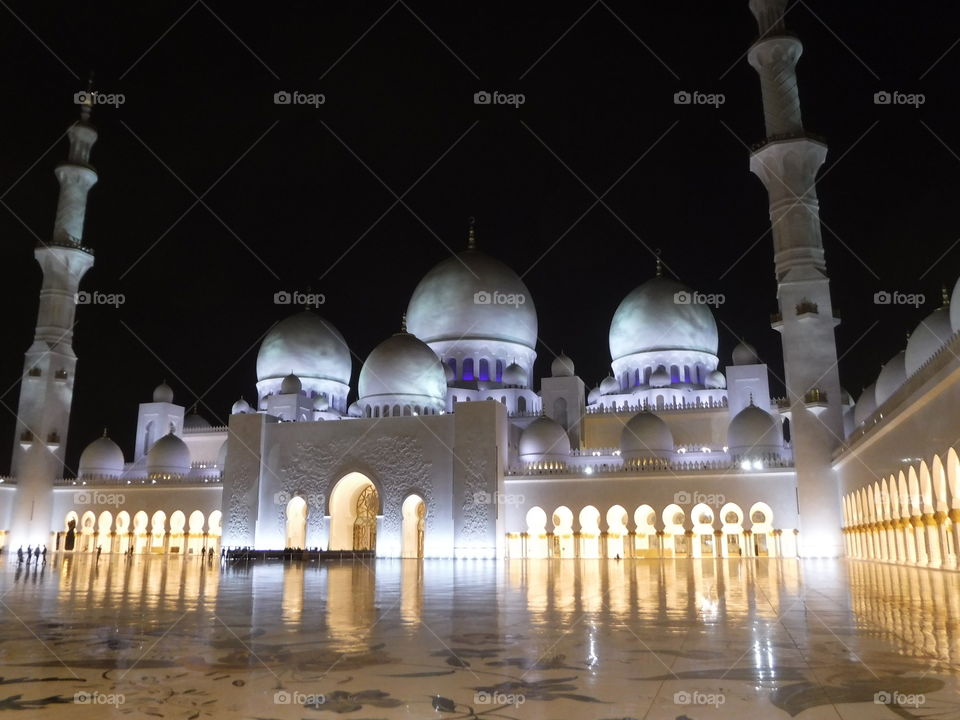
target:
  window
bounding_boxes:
[463,358,475,381]
[495,360,503,382]
[517,396,527,413]
[447,358,457,379]
[479,359,490,381]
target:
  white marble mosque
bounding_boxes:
[2,0,960,579]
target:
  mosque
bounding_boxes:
[2,0,959,568]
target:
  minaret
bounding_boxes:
[9,94,97,546]
[747,0,843,557]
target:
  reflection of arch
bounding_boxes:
[286,496,307,549]
[329,473,379,551]
[401,494,426,558]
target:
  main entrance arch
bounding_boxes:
[329,472,379,552]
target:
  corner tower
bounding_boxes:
[747,0,843,556]
[9,95,98,546]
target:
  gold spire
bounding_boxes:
[401,313,407,333]
[467,216,476,250]
[655,248,663,277]
[942,285,950,307]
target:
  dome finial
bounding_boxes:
[79,71,94,123]
[467,216,476,250]
[943,285,950,307]
[748,392,755,406]
[401,313,407,333]
[655,248,663,277]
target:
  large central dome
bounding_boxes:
[406,248,537,350]
[256,311,351,384]
[609,277,719,361]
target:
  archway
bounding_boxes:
[96,511,113,553]
[662,504,687,557]
[525,506,548,558]
[187,510,205,554]
[133,511,149,554]
[79,511,96,552]
[286,496,308,549]
[169,510,186,554]
[749,502,774,557]
[150,511,166,553]
[208,510,223,554]
[719,503,744,557]
[552,506,574,558]
[329,473,379,551]
[634,505,657,557]
[63,511,79,551]
[401,494,426,558]
[115,511,131,554]
[579,506,601,558]
[605,505,628,558]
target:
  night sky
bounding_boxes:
[2,1,959,475]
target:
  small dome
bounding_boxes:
[649,367,671,388]
[905,305,954,376]
[732,341,760,366]
[705,370,726,389]
[503,362,527,387]
[551,353,575,377]
[183,411,211,430]
[599,375,620,395]
[347,402,364,418]
[443,363,455,383]
[313,393,329,411]
[727,404,779,455]
[146,433,191,476]
[79,434,124,477]
[518,417,570,463]
[587,386,601,405]
[359,332,447,404]
[621,411,673,460]
[875,351,906,407]
[153,382,174,403]
[231,398,252,414]
[853,383,877,426]
[280,373,302,395]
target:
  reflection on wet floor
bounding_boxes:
[0,555,958,719]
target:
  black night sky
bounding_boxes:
[2,1,959,475]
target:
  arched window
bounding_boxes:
[644,367,652,385]
[365,406,371,418]
[479,359,490,381]
[495,360,504,382]
[393,404,401,417]
[447,358,457,379]
[403,405,412,416]
[374,406,380,418]
[463,358,475,381]
[670,365,680,383]
[634,369,640,386]
[517,396,527,413]
[683,366,691,382]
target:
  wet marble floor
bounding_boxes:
[0,556,958,719]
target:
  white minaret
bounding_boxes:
[9,96,97,546]
[747,0,844,557]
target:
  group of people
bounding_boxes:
[16,545,46,564]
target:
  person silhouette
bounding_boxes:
[33,547,40,563]
[96,545,102,561]
[41,546,47,563]
[16,546,23,564]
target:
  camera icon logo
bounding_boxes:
[874,91,892,105]
[874,691,892,704]
[474,90,492,105]
[673,90,692,105]
[274,91,292,105]
[274,290,292,304]
[674,490,691,505]
[474,290,492,305]
[874,290,891,304]
[274,491,290,505]
[473,491,491,505]
[274,690,292,704]
[674,690,691,704]
[74,491,92,505]
[674,290,691,305]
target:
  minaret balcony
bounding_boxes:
[19,430,34,450]
[803,389,829,415]
[46,431,61,451]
